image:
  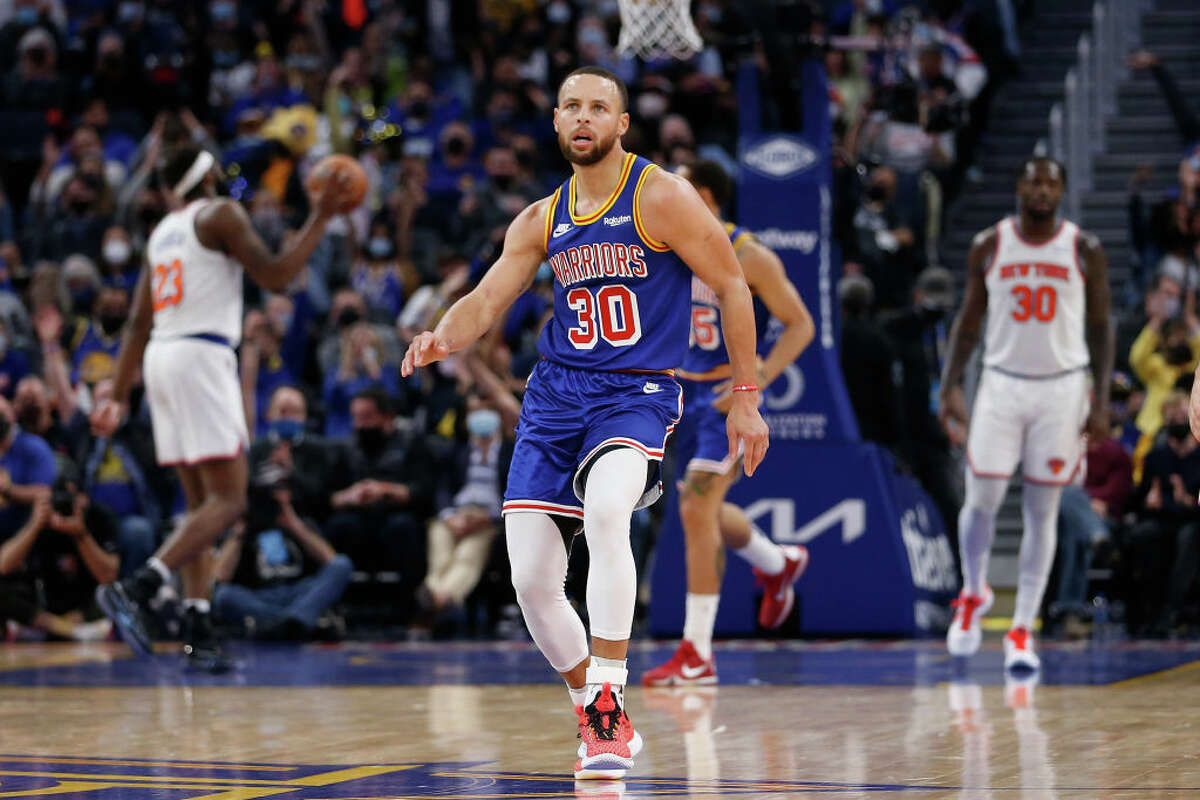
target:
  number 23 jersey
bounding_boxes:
[983,216,1088,377]
[145,199,243,346]
[539,153,691,372]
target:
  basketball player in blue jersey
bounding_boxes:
[643,161,814,687]
[402,66,768,780]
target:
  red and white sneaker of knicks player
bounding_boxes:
[1003,627,1041,672]
[575,683,643,780]
[640,640,717,687]
[946,585,994,657]
[753,545,810,629]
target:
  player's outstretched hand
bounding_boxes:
[401,331,450,377]
[727,396,769,477]
[90,398,126,438]
[938,385,968,447]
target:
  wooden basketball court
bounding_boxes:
[2,638,1198,798]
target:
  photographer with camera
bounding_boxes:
[0,464,119,641]
[211,460,352,641]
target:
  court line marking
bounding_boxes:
[1109,658,1200,688]
[0,756,296,771]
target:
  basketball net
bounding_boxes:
[616,0,704,61]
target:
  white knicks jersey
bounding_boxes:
[145,199,243,345]
[983,216,1089,377]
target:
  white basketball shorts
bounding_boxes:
[966,368,1090,486]
[143,337,249,466]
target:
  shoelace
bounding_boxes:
[950,595,983,630]
[578,693,625,742]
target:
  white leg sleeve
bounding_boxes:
[959,471,1008,595]
[582,448,648,641]
[506,512,589,673]
[1013,482,1063,630]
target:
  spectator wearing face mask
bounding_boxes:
[325,386,434,611]
[1130,291,1200,455]
[350,221,404,324]
[323,320,399,439]
[0,317,32,400]
[1124,391,1200,636]
[427,122,485,208]
[240,299,313,440]
[62,283,128,388]
[98,226,138,292]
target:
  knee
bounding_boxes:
[214,491,248,523]
[678,490,710,532]
[326,554,354,579]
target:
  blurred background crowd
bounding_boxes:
[0,0,1197,644]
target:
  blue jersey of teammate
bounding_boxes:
[539,153,691,372]
[679,222,755,375]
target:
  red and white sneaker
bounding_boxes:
[575,683,643,780]
[946,586,994,657]
[640,640,717,687]
[753,545,810,629]
[1003,627,1040,672]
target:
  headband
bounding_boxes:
[173,150,216,197]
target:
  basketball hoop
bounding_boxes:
[616,0,704,61]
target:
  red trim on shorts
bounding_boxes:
[502,501,585,520]
[966,450,1011,480]
[159,444,246,468]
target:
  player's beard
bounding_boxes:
[560,128,619,166]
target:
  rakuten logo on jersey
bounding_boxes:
[754,229,818,253]
[603,214,632,227]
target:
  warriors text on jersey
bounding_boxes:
[539,153,691,371]
[144,199,244,345]
[680,222,754,375]
[983,217,1088,377]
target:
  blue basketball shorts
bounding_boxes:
[673,378,738,476]
[502,359,683,521]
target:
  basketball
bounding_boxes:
[305,154,367,214]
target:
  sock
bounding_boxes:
[734,527,786,575]
[1012,483,1062,630]
[958,473,1007,596]
[568,685,588,710]
[183,598,211,614]
[585,656,628,705]
[146,557,171,584]
[683,593,719,660]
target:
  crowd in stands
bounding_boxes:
[1,0,1195,643]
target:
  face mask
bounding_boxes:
[493,174,515,192]
[466,409,501,438]
[214,49,240,69]
[139,206,161,227]
[117,2,142,23]
[287,54,320,72]
[269,418,304,442]
[69,198,92,215]
[515,149,535,169]
[1167,421,1192,441]
[445,137,468,157]
[547,0,571,24]
[71,288,96,315]
[16,7,38,24]
[15,404,40,431]
[211,1,236,22]
[103,240,132,266]
[99,313,126,336]
[408,100,430,119]
[578,28,607,48]
[367,237,393,259]
[336,308,362,329]
[355,426,387,453]
[866,184,888,203]
[636,93,668,119]
[1167,342,1193,365]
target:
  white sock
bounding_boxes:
[1013,483,1062,631]
[683,593,719,660]
[147,557,171,584]
[959,473,1007,596]
[182,598,211,614]
[734,527,786,575]
[568,685,588,710]
[585,656,628,705]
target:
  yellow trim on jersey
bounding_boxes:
[633,164,671,252]
[543,187,562,254]
[723,221,753,252]
[568,152,635,225]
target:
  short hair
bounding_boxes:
[557,65,629,113]
[685,160,733,209]
[1019,156,1067,187]
[352,384,394,417]
[161,145,209,201]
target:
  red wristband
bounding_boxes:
[731,384,760,393]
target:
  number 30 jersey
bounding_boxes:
[539,153,691,372]
[983,216,1088,377]
[145,199,244,346]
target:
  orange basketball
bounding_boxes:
[306,154,367,214]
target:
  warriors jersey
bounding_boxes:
[983,217,1088,377]
[680,222,755,375]
[145,199,243,345]
[539,153,691,372]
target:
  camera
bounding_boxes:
[50,478,76,517]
